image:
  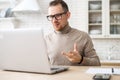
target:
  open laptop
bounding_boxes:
[0,28,68,74]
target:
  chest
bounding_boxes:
[47,34,84,54]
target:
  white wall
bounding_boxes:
[12,0,88,34]
[1,0,120,61]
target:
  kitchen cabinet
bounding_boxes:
[88,0,120,38]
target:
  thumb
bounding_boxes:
[73,43,78,52]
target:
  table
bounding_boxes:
[0,66,120,80]
[101,60,120,66]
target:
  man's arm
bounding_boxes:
[79,34,101,66]
[79,50,101,66]
[62,32,101,66]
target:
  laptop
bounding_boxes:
[0,28,68,74]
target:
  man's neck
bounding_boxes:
[55,23,71,34]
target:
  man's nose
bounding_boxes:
[52,17,58,22]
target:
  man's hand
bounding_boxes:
[62,43,82,63]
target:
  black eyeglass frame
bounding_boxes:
[46,11,67,21]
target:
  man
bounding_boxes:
[45,0,101,66]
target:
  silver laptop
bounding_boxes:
[0,28,68,74]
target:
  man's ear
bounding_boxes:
[66,11,71,19]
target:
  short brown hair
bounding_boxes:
[49,0,69,12]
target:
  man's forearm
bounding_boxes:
[79,56,101,66]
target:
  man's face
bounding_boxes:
[48,4,70,31]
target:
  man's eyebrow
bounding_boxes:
[49,12,63,16]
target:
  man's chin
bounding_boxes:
[55,28,61,31]
[54,26,63,31]
[54,27,61,31]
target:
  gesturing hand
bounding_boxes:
[62,43,82,63]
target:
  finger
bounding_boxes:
[62,52,73,58]
[74,43,78,52]
[61,52,68,56]
[69,51,76,56]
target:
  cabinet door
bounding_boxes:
[88,0,105,38]
[88,0,120,38]
[108,0,120,38]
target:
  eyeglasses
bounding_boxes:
[46,12,67,21]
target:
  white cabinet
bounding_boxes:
[109,0,120,38]
[88,0,120,38]
[88,0,103,38]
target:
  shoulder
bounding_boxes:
[71,28,90,38]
